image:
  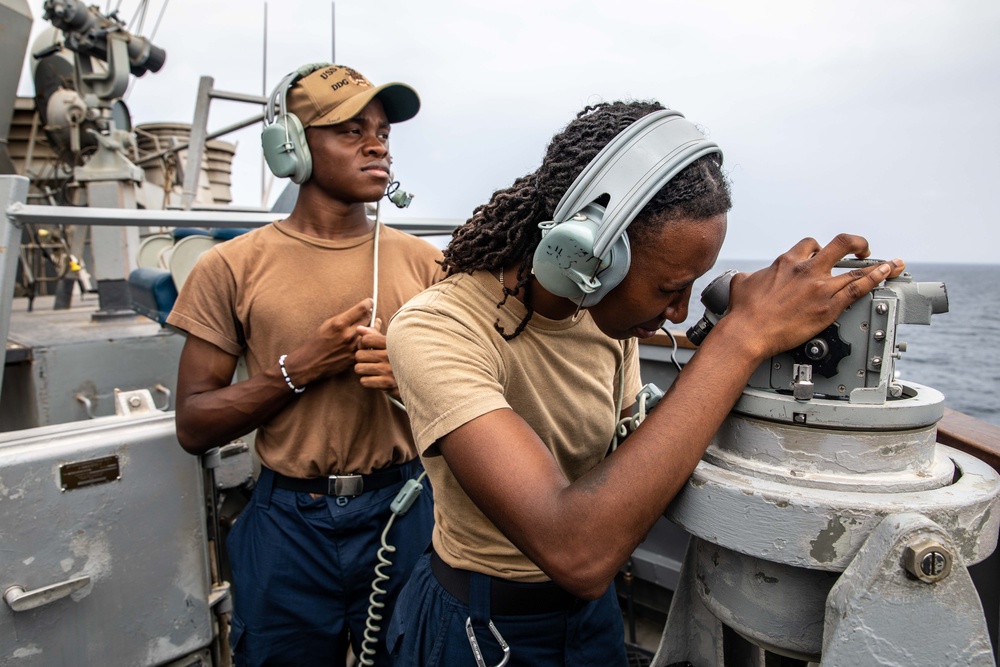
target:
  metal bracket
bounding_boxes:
[822,513,994,666]
[113,388,160,416]
[153,382,172,410]
[208,581,232,614]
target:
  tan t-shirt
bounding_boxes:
[387,270,641,582]
[167,222,444,478]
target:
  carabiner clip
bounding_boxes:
[465,616,510,667]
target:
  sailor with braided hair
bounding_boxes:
[385,100,905,665]
[444,100,731,341]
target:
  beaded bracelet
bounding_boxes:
[278,354,305,394]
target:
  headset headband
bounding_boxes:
[552,109,722,259]
[265,62,333,125]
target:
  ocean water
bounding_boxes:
[678,261,1000,427]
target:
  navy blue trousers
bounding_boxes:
[386,553,628,667]
[227,460,433,667]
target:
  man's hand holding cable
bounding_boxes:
[281,298,374,388]
[355,318,401,400]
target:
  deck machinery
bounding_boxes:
[653,269,1000,666]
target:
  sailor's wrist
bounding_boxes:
[278,354,306,394]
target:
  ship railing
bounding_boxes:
[0,173,458,403]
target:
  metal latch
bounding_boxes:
[4,575,91,612]
[792,364,814,402]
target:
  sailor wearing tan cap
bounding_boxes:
[167,64,442,666]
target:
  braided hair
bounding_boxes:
[442,100,732,340]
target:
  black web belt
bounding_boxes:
[430,549,586,615]
[271,461,409,497]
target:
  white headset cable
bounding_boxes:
[659,323,683,374]
[370,200,381,328]
[357,470,429,665]
[614,329,679,446]
[370,199,407,412]
[612,361,627,451]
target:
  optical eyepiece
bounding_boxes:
[686,269,737,346]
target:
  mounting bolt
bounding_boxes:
[871,356,882,368]
[773,362,781,370]
[860,321,869,332]
[903,538,952,583]
[873,330,886,342]
[876,303,889,315]
[804,339,828,361]
[128,396,142,408]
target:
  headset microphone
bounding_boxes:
[386,178,414,208]
[531,110,722,307]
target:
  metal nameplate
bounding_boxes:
[60,455,121,491]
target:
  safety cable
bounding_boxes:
[148,0,171,41]
[130,0,148,36]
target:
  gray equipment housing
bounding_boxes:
[690,266,949,401]
[0,412,214,666]
[0,0,32,175]
[650,267,1000,666]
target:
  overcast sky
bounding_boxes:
[17,0,1000,264]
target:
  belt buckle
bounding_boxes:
[327,474,363,497]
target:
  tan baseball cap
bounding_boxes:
[286,64,420,128]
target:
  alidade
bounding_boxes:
[687,263,948,406]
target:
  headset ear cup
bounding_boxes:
[579,233,630,307]
[532,207,632,306]
[261,113,312,184]
[532,217,601,302]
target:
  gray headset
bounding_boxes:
[261,62,333,184]
[531,109,723,307]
